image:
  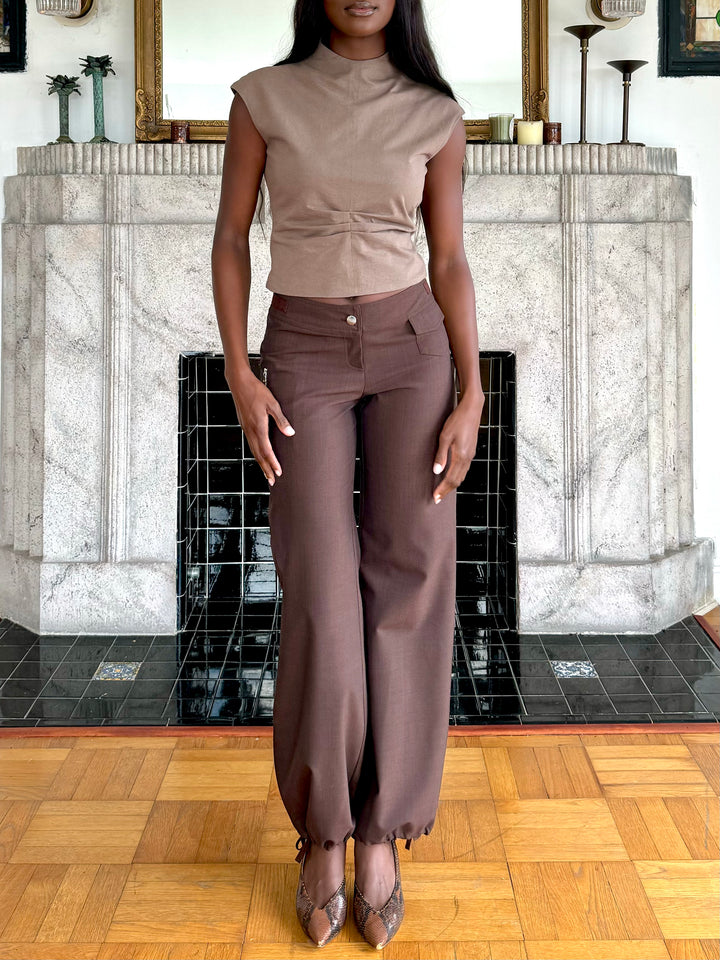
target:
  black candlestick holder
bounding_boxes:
[564,24,606,144]
[607,59,648,146]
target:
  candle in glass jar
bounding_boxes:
[517,120,544,144]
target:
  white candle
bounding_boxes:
[517,120,544,145]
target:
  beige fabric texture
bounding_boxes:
[230,41,465,297]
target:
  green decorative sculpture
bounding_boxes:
[79,54,116,144]
[46,75,82,145]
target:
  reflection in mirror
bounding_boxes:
[161,0,522,123]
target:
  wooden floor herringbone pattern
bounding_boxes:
[0,731,718,959]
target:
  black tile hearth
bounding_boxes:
[0,613,718,727]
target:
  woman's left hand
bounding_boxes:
[431,394,485,503]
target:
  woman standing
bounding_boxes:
[213,0,483,947]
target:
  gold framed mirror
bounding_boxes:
[135,0,548,143]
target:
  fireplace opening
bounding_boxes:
[177,351,517,723]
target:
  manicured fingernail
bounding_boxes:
[434,495,441,503]
[286,426,295,435]
[433,462,443,474]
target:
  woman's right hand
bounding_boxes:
[225,365,295,486]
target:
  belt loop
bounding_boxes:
[422,279,432,296]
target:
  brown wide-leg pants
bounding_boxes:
[259,278,457,851]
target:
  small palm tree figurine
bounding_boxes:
[47,75,81,144]
[79,54,116,143]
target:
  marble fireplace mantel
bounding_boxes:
[1,143,715,635]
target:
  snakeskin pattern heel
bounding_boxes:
[352,838,405,949]
[294,836,347,947]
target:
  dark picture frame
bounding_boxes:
[0,0,27,72]
[659,0,720,76]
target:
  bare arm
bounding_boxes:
[212,92,266,382]
[212,93,294,485]
[420,117,485,501]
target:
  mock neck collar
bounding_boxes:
[307,40,397,81]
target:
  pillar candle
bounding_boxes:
[517,120,544,145]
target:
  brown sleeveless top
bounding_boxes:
[230,41,465,298]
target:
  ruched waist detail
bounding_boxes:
[267,229,427,298]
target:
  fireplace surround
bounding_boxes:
[0,142,714,635]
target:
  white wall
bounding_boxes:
[1,0,717,599]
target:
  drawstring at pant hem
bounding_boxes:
[295,834,413,860]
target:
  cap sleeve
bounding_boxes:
[427,98,466,160]
[230,71,268,141]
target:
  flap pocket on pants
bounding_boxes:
[407,299,450,356]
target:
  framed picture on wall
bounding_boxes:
[659,0,720,75]
[0,0,27,72]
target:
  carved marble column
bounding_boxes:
[0,143,714,634]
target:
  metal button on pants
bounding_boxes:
[259,278,457,850]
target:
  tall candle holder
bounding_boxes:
[564,24,606,144]
[607,59,648,146]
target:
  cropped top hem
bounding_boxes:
[229,41,466,298]
[266,258,428,299]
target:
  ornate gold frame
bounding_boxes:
[135,0,548,142]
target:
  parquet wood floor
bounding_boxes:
[0,730,717,959]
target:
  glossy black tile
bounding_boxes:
[652,693,712,715]
[504,640,549,661]
[610,694,659,713]
[642,674,696,695]
[0,698,36,718]
[694,693,720,711]
[61,643,113,663]
[0,677,49,699]
[36,678,92,699]
[590,658,645,678]
[542,638,587,659]
[115,698,173,719]
[2,660,62,682]
[52,661,108,680]
[601,676,652,696]
[9,642,72,660]
[564,693,617,715]
[0,642,38,662]
[514,676,562,695]
[582,643,631,661]
[557,678,606,695]
[26,698,81,719]
[509,658,561,677]
[660,642,716,662]
[630,659,683,677]
[520,695,571,714]
[70,697,128,720]
[620,639,672,659]
[2,621,719,726]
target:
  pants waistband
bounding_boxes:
[269,279,432,322]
